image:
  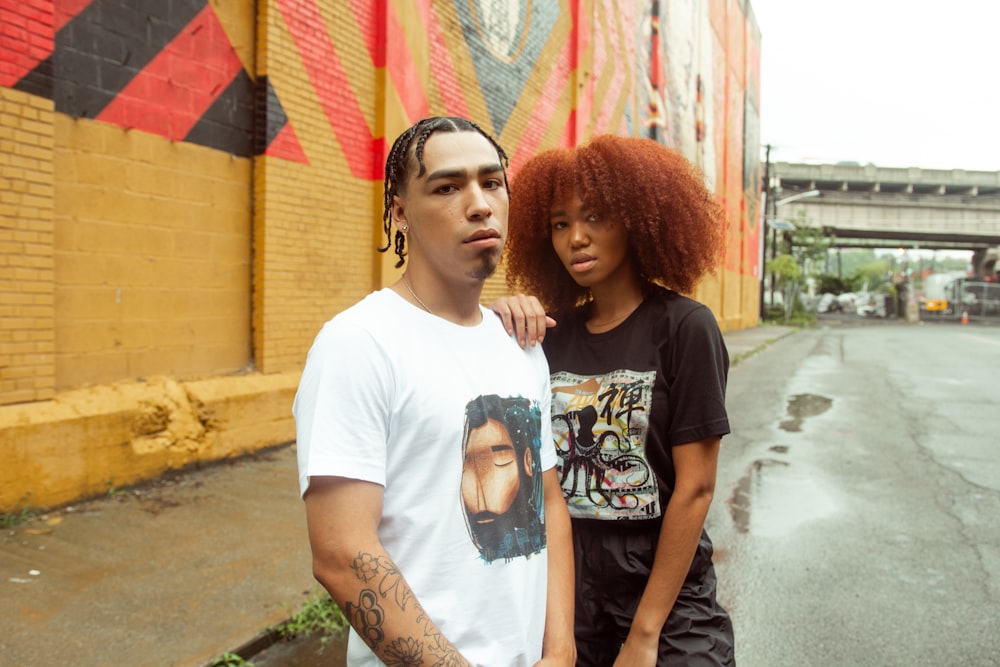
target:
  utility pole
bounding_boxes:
[758,144,772,321]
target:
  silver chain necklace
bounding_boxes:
[401,273,433,314]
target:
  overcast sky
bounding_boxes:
[750,0,1000,172]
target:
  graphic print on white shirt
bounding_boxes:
[549,369,660,520]
[462,394,547,562]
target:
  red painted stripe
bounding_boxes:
[97,6,244,141]
[265,122,310,164]
[0,0,53,87]
[277,0,380,180]
[558,109,577,150]
[55,0,94,32]
[349,0,429,125]
[384,3,428,122]
[418,0,469,119]
[350,0,383,67]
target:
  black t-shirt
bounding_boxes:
[542,285,730,523]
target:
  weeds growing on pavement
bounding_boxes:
[210,652,253,666]
[272,588,349,642]
[0,505,38,529]
[0,492,42,530]
[208,589,347,666]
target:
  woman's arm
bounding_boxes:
[488,294,556,349]
[305,475,471,666]
[613,436,721,667]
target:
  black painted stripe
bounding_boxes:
[15,0,207,117]
[254,76,290,157]
[185,70,256,158]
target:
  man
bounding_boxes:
[293,117,575,667]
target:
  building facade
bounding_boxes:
[0,0,761,511]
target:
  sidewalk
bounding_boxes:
[0,324,796,667]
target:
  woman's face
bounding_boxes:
[549,189,633,289]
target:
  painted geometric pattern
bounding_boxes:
[272,0,640,179]
[2,0,307,162]
[0,0,759,272]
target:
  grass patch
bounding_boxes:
[1,491,42,529]
[0,503,40,529]
[271,588,349,642]
[210,652,254,666]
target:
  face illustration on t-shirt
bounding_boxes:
[461,394,547,562]
[550,369,661,520]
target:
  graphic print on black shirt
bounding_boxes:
[461,394,547,562]
[550,369,660,520]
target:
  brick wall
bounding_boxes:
[0,0,761,511]
[0,89,56,404]
[0,0,56,405]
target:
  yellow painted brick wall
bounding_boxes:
[253,0,382,374]
[0,1,761,511]
[0,88,55,406]
[53,117,253,389]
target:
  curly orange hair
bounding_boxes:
[505,134,725,315]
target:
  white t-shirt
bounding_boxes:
[293,288,555,667]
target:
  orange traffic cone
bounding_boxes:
[961,310,969,325]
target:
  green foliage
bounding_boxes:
[852,259,893,291]
[766,254,802,281]
[814,274,849,295]
[0,506,38,529]
[104,478,127,498]
[787,210,830,272]
[1,494,40,529]
[272,589,348,642]
[209,590,346,666]
[766,253,803,323]
[831,249,879,279]
[210,653,253,667]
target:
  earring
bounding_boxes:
[400,225,408,232]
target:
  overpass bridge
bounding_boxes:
[768,162,1000,277]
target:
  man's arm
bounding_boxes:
[536,468,576,666]
[305,475,471,667]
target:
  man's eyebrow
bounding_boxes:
[425,163,504,181]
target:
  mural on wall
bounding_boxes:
[742,12,762,276]
[2,0,306,162]
[638,3,664,138]
[454,0,558,137]
[660,0,700,156]
[1,0,760,276]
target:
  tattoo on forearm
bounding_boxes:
[347,552,470,666]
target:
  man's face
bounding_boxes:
[462,418,521,524]
[392,131,509,283]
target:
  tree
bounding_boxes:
[783,210,831,291]
[766,253,803,323]
[766,211,830,321]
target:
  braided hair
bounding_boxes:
[379,117,510,268]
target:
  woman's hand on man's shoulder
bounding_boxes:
[488,294,556,349]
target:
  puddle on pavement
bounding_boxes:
[779,393,833,432]
[728,458,838,537]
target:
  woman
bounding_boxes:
[493,135,735,666]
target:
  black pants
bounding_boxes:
[572,520,735,667]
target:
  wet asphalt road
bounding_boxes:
[706,318,1000,666]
